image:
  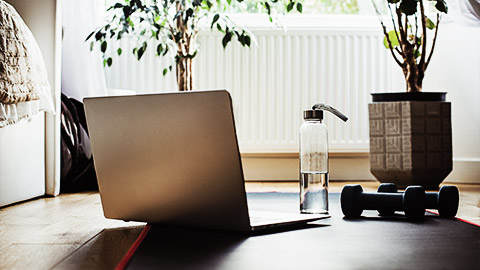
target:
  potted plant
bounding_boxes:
[368,0,451,189]
[87,0,303,91]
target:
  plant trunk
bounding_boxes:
[401,44,422,93]
[176,56,193,91]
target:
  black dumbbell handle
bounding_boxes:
[425,193,439,209]
[360,193,404,210]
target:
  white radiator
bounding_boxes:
[104,26,400,153]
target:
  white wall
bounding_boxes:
[424,22,480,183]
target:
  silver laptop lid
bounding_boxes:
[84,90,251,231]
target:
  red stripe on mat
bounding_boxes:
[116,224,152,270]
[426,210,480,227]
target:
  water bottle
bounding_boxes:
[300,103,348,214]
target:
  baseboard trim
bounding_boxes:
[241,154,375,181]
[241,154,480,184]
[241,152,369,158]
[444,158,480,184]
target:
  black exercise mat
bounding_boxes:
[126,193,479,270]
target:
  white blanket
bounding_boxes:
[0,0,53,127]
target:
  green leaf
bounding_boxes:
[95,31,103,41]
[163,68,168,76]
[117,48,122,56]
[399,0,417,15]
[174,32,182,42]
[127,17,134,27]
[222,32,232,49]
[245,35,251,47]
[157,44,163,56]
[265,2,271,15]
[86,31,94,42]
[184,8,194,23]
[426,17,436,30]
[383,30,399,49]
[413,49,420,59]
[435,0,448,13]
[162,46,169,56]
[123,6,133,20]
[286,2,294,12]
[107,57,113,67]
[90,41,94,52]
[192,0,202,7]
[296,3,303,13]
[238,34,244,46]
[137,47,145,60]
[136,42,147,60]
[211,14,220,29]
[101,41,107,53]
[216,23,223,33]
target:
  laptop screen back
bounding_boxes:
[84,90,251,231]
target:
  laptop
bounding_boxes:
[84,90,328,232]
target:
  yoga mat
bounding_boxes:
[121,193,479,270]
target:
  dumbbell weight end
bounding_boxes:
[341,185,426,219]
[378,183,459,218]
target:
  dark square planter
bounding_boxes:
[368,95,452,190]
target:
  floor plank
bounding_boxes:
[0,244,78,270]
[53,226,145,270]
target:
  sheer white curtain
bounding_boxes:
[61,0,107,101]
[447,0,480,26]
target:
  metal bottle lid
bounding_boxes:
[304,109,323,120]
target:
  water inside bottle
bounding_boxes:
[300,171,329,214]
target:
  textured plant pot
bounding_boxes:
[368,93,452,190]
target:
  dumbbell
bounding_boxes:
[341,185,426,219]
[377,183,459,217]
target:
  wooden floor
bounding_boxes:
[1,181,479,269]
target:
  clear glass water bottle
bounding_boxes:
[300,104,348,214]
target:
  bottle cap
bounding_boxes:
[304,109,323,120]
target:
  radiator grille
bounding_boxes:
[104,28,400,152]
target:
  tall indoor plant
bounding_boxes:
[369,0,451,189]
[87,0,303,91]
[373,0,447,92]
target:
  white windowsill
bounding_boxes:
[203,12,457,31]
[197,13,383,31]
[224,14,382,29]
